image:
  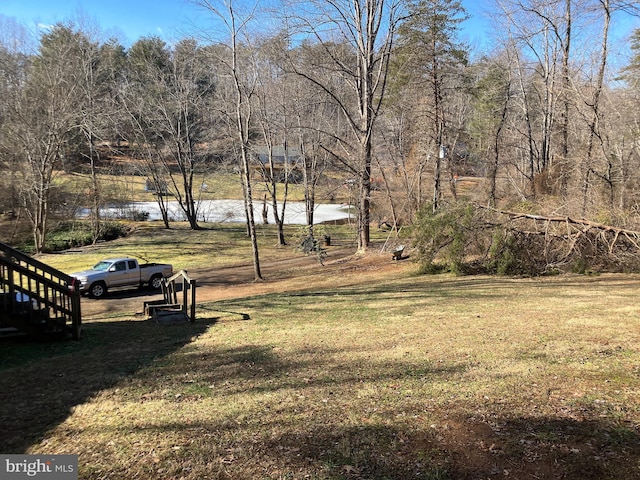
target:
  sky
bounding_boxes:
[0,0,201,45]
[0,0,497,47]
[0,0,637,52]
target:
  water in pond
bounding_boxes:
[77,200,352,224]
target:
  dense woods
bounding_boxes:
[0,0,639,272]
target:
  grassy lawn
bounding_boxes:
[57,171,344,204]
[33,222,361,274]
[2,226,640,479]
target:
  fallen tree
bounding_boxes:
[483,205,640,274]
[412,202,640,275]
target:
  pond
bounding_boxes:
[77,200,353,225]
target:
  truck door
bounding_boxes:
[109,260,130,287]
[126,259,140,285]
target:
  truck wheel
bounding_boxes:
[149,274,163,290]
[89,281,107,299]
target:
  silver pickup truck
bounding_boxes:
[71,258,173,298]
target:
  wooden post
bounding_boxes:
[70,283,82,340]
[190,279,196,322]
[182,277,188,319]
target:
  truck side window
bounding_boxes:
[128,260,137,270]
[115,261,126,271]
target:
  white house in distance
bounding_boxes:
[252,145,302,183]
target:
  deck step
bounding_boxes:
[0,326,25,338]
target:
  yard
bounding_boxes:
[1,224,639,479]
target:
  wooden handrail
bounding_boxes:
[0,242,81,339]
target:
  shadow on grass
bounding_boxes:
[257,415,640,479]
[2,325,639,479]
[127,341,469,399]
[0,317,218,453]
[96,339,640,479]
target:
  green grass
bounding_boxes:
[57,171,348,204]
[2,229,640,479]
[34,222,365,275]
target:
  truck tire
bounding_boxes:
[149,274,163,290]
[89,281,107,299]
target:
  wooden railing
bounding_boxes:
[144,270,196,324]
[0,242,81,339]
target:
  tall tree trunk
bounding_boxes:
[489,87,511,207]
[559,0,572,199]
[581,0,610,215]
[88,133,102,244]
[357,135,372,252]
[432,127,443,213]
[232,16,262,280]
[240,142,262,280]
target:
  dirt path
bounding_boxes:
[80,245,404,320]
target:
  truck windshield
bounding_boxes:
[92,261,112,271]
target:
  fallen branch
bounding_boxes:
[475,204,640,273]
[478,204,640,236]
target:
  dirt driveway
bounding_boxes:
[80,245,406,320]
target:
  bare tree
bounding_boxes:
[492,0,640,212]
[73,34,123,243]
[194,0,263,280]
[469,52,514,206]
[578,0,640,214]
[124,37,215,230]
[285,61,335,235]
[286,0,404,252]
[615,28,640,212]
[579,0,611,213]
[497,0,565,194]
[4,26,84,252]
[253,34,294,246]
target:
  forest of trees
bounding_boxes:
[0,0,639,274]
